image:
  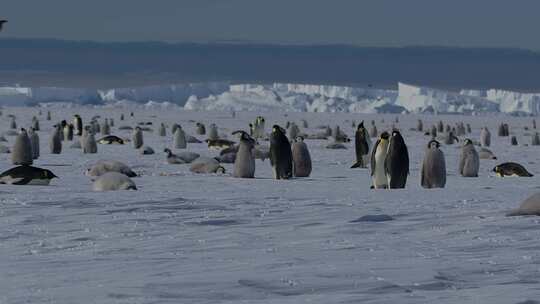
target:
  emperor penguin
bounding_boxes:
[28,128,40,160]
[86,160,137,178]
[370,124,378,138]
[64,124,74,141]
[10,116,16,129]
[370,132,390,189]
[480,127,491,147]
[173,126,187,149]
[73,114,83,136]
[493,162,533,177]
[101,119,111,135]
[0,166,57,186]
[50,125,62,154]
[421,140,446,188]
[532,132,540,146]
[93,172,137,191]
[82,126,98,154]
[190,157,225,174]
[46,111,51,121]
[232,130,256,178]
[195,122,206,135]
[466,124,472,134]
[32,116,40,131]
[288,122,300,142]
[208,123,219,140]
[351,121,370,168]
[437,121,444,133]
[132,127,143,149]
[385,130,409,189]
[159,123,166,137]
[534,119,537,129]
[511,136,518,146]
[269,125,293,180]
[417,119,423,132]
[292,136,312,177]
[459,139,480,177]
[430,125,437,138]
[12,128,33,165]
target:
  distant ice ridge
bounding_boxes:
[1,82,540,115]
[186,83,403,113]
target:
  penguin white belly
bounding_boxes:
[0,176,25,185]
[373,150,387,189]
[26,179,51,186]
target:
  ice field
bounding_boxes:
[1,107,540,303]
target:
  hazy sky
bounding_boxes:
[2,0,539,49]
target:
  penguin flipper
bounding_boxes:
[7,177,31,185]
[370,139,380,176]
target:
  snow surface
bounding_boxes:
[3,82,540,115]
[1,106,540,303]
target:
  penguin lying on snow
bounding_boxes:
[190,157,226,174]
[86,160,137,178]
[206,139,235,150]
[93,172,137,191]
[163,149,200,164]
[98,135,125,145]
[493,162,533,177]
[0,166,58,185]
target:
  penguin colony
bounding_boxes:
[0,111,538,206]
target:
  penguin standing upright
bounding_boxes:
[159,123,167,137]
[173,126,187,149]
[31,116,40,131]
[269,125,293,180]
[351,121,370,168]
[73,115,83,136]
[49,125,62,154]
[10,116,16,129]
[28,128,40,160]
[384,130,409,189]
[288,122,299,141]
[64,124,74,141]
[12,128,33,165]
[480,127,491,147]
[292,136,312,177]
[101,119,111,135]
[417,119,423,132]
[82,126,98,154]
[208,124,219,140]
[421,140,446,188]
[370,132,390,189]
[195,122,206,135]
[459,139,480,177]
[232,130,256,178]
[132,127,143,149]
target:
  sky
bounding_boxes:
[1,0,540,49]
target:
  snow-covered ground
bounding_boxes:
[1,107,540,303]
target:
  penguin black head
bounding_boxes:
[0,20,7,31]
[464,138,473,146]
[163,148,172,156]
[428,139,440,149]
[43,169,58,179]
[357,121,364,130]
[380,132,390,140]
[232,130,255,145]
[272,125,286,135]
[492,166,500,173]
